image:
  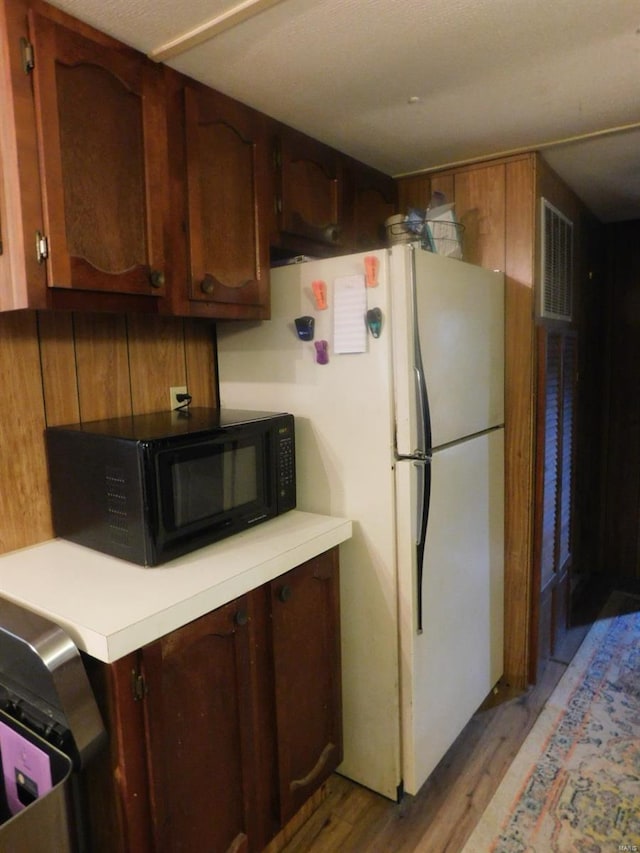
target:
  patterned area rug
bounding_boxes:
[462,591,640,853]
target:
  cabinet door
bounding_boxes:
[344,160,397,250]
[183,84,269,313]
[270,550,343,823]
[28,11,167,297]
[276,127,343,250]
[81,653,155,853]
[140,598,258,853]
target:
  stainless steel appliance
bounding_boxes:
[0,597,105,852]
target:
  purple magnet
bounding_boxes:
[314,340,329,364]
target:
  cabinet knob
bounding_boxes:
[278,585,292,603]
[325,225,340,243]
[234,609,249,627]
[200,275,215,295]
[149,270,165,288]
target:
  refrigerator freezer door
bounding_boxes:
[217,250,403,799]
[395,427,504,795]
[391,246,504,456]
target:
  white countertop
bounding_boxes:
[0,511,351,664]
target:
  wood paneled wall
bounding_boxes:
[399,154,537,689]
[0,310,216,555]
[398,153,604,688]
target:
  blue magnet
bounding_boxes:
[295,315,315,341]
[366,307,383,338]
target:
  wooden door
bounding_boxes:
[601,221,640,581]
[533,327,577,678]
[276,127,343,251]
[270,549,343,824]
[28,10,167,297]
[141,598,258,853]
[183,83,269,314]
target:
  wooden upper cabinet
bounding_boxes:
[275,126,344,253]
[28,8,167,299]
[1,0,47,309]
[343,158,397,250]
[2,0,395,315]
[179,81,269,317]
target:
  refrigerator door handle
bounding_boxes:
[410,251,431,456]
[413,359,428,456]
[413,457,431,633]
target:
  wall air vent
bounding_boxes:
[540,198,573,321]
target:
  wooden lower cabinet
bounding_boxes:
[142,595,258,853]
[271,550,342,825]
[82,548,342,853]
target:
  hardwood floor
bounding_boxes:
[273,656,577,852]
[268,566,621,850]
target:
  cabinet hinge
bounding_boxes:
[35,231,49,264]
[20,38,35,74]
[131,670,147,701]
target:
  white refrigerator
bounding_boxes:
[216,243,504,800]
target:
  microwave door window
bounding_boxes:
[170,442,259,529]
[172,454,224,527]
[223,444,258,509]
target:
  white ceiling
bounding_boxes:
[52,0,640,223]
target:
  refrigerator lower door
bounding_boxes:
[395,428,504,795]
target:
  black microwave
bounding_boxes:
[45,408,296,566]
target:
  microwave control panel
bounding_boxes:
[276,419,296,511]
